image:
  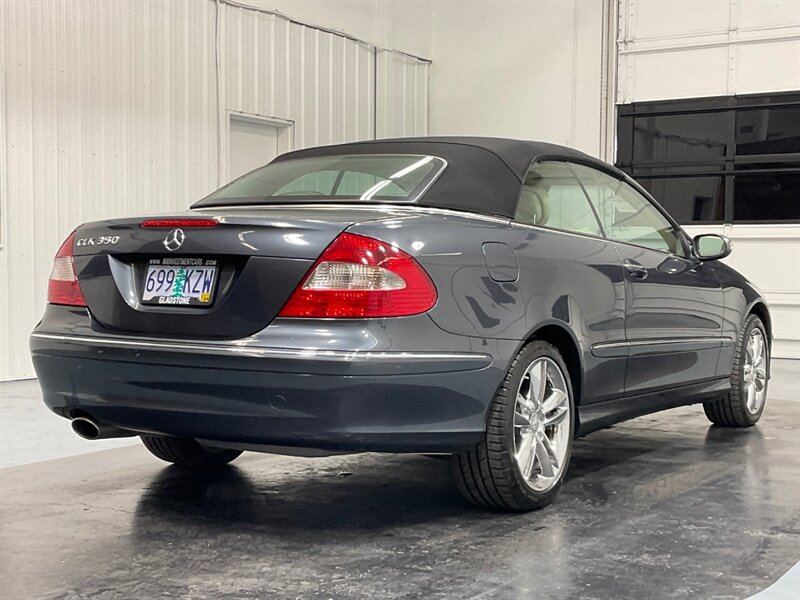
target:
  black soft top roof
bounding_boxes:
[273,137,598,218]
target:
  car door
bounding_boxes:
[570,163,725,396]
[510,160,627,405]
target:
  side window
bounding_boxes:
[515,161,603,237]
[570,163,686,256]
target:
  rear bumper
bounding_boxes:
[30,320,507,453]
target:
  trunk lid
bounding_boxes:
[72,205,396,339]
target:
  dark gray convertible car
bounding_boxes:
[31,137,771,511]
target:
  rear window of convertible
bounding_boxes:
[197,154,447,206]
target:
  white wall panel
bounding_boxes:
[735,38,800,95]
[0,0,430,380]
[626,0,731,40]
[625,47,730,101]
[738,0,799,30]
[428,0,610,158]
[618,0,800,103]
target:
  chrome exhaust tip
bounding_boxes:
[71,417,101,440]
[71,417,134,440]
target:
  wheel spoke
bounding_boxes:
[754,369,766,391]
[534,436,555,478]
[523,445,537,479]
[542,388,567,413]
[516,431,534,458]
[544,405,568,427]
[514,408,531,428]
[529,360,547,404]
[541,434,560,471]
[517,391,535,414]
[518,433,536,479]
[516,431,535,470]
[747,382,756,411]
[752,335,763,366]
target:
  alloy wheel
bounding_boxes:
[513,357,571,492]
[743,327,768,414]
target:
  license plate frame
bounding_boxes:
[141,258,219,307]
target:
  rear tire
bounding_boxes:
[703,314,769,427]
[451,341,575,511]
[140,435,242,468]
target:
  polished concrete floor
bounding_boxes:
[2,391,799,599]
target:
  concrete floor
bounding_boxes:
[0,379,138,469]
[1,362,799,599]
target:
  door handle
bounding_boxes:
[623,259,648,279]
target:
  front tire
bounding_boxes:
[140,435,242,468]
[451,341,575,511]
[703,314,769,427]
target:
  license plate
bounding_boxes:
[141,258,218,306]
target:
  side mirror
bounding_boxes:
[693,233,732,261]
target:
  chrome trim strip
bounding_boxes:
[593,337,734,350]
[30,332,491,363]
[511,220,609,243]
[192,203,510,225]
[401,205,510,224]
[411,156,448,204]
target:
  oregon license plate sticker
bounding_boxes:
[141,258,218,306]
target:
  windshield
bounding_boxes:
[195,154,446,207]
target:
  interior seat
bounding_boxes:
[517,185,550,225]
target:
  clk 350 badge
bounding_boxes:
[76,236,120,246]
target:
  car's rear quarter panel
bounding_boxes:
[349,212,628,406]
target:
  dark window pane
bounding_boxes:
[618,95,800,223]
[734,162,800,171]
[733,173,800,221]
[631,163,726,177]
[633,112,729,164]
[629,96,732,114]
[639,177,726,224]
[736,92,800,107]
[736,107,800,155]
[616,116,634,165]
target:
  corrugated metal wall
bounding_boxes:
[0,0,430,380]
[376,50,429,138]
[222,4,376,148]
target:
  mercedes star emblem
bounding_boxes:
[163,228,185,252]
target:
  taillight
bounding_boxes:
[141,218,218,228]
[279,233,437,318]
[47,231,87,307]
